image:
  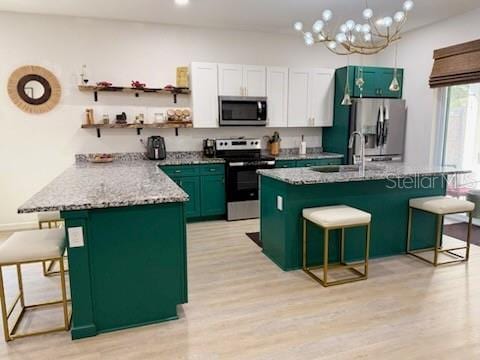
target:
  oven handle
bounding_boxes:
[229,162,245,167]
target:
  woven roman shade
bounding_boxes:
[429,39,480,88]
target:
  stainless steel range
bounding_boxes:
[215,138,275,221]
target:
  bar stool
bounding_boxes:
[407,196,475,266]
[0,228,71,341]
[302,205,371,287]
[37,212,65,277]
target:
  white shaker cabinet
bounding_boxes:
[218,64,244,96]
[287,68,334,127]
[310,68,334,127]
[191,62,219,128]
[266,67,289,127]
[218,64,266,96]
[243,65,267,97]
[288,68,311,127]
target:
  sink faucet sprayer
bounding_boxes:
[348,131,366,176]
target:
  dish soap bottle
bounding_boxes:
[299,135,307,155]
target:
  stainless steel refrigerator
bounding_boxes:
[348,99,407,164]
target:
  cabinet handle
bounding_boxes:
[175,170,181,173]
[179,181,183,186]
[209,168,216,172]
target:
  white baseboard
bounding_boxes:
[0,222,38,232]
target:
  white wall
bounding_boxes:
[376,7,480,166]
[0,11,369,229]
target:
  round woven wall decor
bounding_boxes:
[7,65,61,114]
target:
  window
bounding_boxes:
[442,83,480,190]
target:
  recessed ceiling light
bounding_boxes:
[175,0,190,6]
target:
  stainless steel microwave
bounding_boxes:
[219,96,267,126]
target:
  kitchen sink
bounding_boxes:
[310,164,385,173]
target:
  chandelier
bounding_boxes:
[293,0,414,56]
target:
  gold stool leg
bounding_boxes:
[466,211,472,261]
[365,224,371,277]
[16,265,25,308]
[0,267,11,342]
[433,214,443,266]
[323,228,329,286]
[406,207,413,253]
[303,219,307,270]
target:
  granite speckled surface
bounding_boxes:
[76,152,225,165]
[257,163,470,185]
[18,161,188,213]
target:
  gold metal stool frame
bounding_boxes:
[0,256,71,341]
[407,208,473,266]
[302,219,371,287]
[38,219,67,277]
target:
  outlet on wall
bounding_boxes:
[277,196,283,211]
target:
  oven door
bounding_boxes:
[226,163,261,202]
[219,96,267,126]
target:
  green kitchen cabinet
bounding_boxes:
[352,66,404,99]
[160,164,226,220]
[275,160,297,168]
[200,174,226,216]
[172,176,201,218]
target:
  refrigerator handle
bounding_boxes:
[376,104,383,146]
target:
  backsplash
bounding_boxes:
[75,147,324,163]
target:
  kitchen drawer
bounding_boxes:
[315,158,343,166]
[160,165,199,177]
[199,164,225,175]
[296,158,342,167]
[275,160,297,168]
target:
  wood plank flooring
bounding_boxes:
[0,220,480,359]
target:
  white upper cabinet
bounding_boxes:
[218,64,243,96]
[310,68,334,127]
[218,64,266,97]
[266,67,289,128]
[288,68,311,127]
[287,68,334,127]
[191,62,219,128]
[244,65,267,97]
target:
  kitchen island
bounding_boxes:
[258,164,469,271]
[18,160,189,339]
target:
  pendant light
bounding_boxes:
[341,56,353,106]
[355,55,365,98]
[389,44,401,92]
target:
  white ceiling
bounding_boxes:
[0,0,479,34]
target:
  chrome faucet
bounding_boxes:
[348,131,366,175]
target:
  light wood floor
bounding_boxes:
[0,220,479,359]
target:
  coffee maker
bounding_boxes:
[203,139,216,158]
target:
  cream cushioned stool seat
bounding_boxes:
[409,196,474,215]
[0,228,70,341]
[0,228,66,265]
[407,196,475,266]
[303,205,371,228]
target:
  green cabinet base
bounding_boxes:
[63,202,187,339]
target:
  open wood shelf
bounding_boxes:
[81,121,193,137]
[78,85,191,103]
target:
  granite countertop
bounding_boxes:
[18,160,188,213]
[257,163,470,185]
